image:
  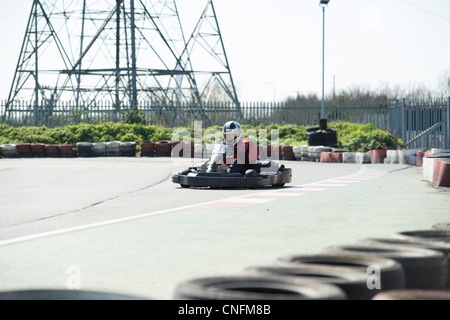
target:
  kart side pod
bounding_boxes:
[172,167,292,188]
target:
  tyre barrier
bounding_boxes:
[356,237,450,287]
[371,289,450,300]
[275,253,406,294]
[171,223,448,300]
[202,143,215,159]
[306,128,338,148]
[433,159,450,187]
[416,150,426,166]
[0,289,147,300]
[423,154,450,186]
[120,142,137,157]
[59,144,77,158]
[106,141,121,157]
[31,144,46,157]
[391,229,450,245]
[433,223,450,231]
[0,144,18,158]
[92,142,107,157]
[300,145,309,161]
[323,244,447,289]
[245,264,380,300]
[281,145,295,160]
[370,150,387,164]
[140,141,156,157]
[174,275,347,300]
[193,143,204,159]
[45,144,60,157]
[154,140,171,157]
[320,151,343,163]
[1,139,448,179]
[292,146,302,160]
[355,152,371,164]
[76,142,94,157]
[17,143,33,158]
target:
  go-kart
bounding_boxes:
[172,159,292,189]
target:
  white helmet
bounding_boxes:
[222,121,243,146]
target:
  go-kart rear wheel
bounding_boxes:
[272,183,285,188]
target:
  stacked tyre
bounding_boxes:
[306,127,338,148]
[140,141,156,157]
[120,142,136,157]
[17,143,33,158]
[322,129,338,147]
[92,142,107,157]
[293,146,302,160]
[174,276,347,300]
[274,253,406,299]
[106,141,120,157]
[309,146,332,162]
[76,142,94,157]
[433,223,450,231]
[31,144,46,157]
[172,222,450,300]
[0,144,18,158]
[59,145,76,158]
[194,143,204,158]
[155,140,171,157]
[300,145,310,161]
[323,244,447,289]
[170,141,184,158]
[306,127,322,146]
[281,146,295,160]
[45,145,60,157]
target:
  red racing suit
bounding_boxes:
[223,139,258,165]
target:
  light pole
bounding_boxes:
[319,0,330,125]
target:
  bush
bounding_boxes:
[0,122,402,152]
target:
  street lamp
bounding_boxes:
[319,0,330,125]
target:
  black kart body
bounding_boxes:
[172,160,292,189]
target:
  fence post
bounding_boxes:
[447,97,450,149]
[401,98,406,147]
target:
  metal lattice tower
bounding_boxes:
[5,0,239,124]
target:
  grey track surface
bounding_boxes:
[0,157,448,299]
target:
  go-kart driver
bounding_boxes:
[206,121,258,174]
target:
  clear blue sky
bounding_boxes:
[1,0,449,102]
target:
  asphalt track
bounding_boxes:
[0,157,448,299]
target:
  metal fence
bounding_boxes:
[0,100,389,128]
[1,98,449,149]
[389,98,449,150]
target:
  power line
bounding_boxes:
[400,0,450,22]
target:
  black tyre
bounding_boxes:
[306,131,323,146]
[357,237,450,287]
[372,289,450,300]
[433,223,450,231]
[324,244,447,289]
[275,253,405,293]
[173,275,347,300]
[392,229,450,244]
[272,183,285,188]
[245,265,377,300]
[0,289,146,300]
[322,129,338,147]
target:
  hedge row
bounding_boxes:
[0,122,403,152]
